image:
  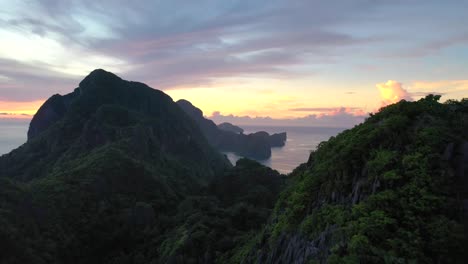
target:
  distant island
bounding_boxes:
[0,70,466,263]
[217,122,244,134]
[177,99,286,159]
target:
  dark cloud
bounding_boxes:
[1,0,467,104]
[209,108,367,128]
[0,0,383,100]
[289,107,361,112]
[0,113,31,116]
[0,59,78,101]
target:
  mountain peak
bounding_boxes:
[79,69,123,93]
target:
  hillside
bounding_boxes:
[0,70,285,263]
[0,70,466,263]
[233,95,468,263]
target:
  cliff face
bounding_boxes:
[2,70,276,264]
[176,99,286,160]
[218,122,244,134]
[1,71,466,264]
[28,89,79,140]
[1,69,229,182]
[269,132,287,147]
[236,96,468,263]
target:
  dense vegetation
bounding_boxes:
[0,70,285,263]
[0,69,466,263]
[236,95,468,263]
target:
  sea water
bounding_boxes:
[0,120,346,174]
[0,119,29,155]
[224,126,346,174]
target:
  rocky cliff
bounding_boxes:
[1,71,466,264]
[0,69,286,264]
[235,95,468,263]
[2,69,229,181]
[177,99,286,160]
[218,122,244,134]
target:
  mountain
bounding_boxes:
[176,99,287,159]
[217,122,244,134]
[232,95,468,263]
[0,69,466,264]
[0,70,285,263]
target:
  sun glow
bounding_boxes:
[0,100,45,118]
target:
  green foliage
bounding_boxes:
[238,95,468,263]
[1,92,467,263]
[0,70,284,263]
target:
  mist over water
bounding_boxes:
[224,126,347,174]
[0,119,29,155]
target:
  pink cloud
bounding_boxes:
[208,108,367,128]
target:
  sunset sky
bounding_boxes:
[1,0,467,126]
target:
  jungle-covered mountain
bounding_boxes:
[0,69,284,263]
[0,69,466,263]
[235,95,468,264]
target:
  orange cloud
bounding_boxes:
[0,100,44,119]
[377,80,412,106]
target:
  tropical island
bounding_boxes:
[0,70,466,263]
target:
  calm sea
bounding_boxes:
[0,119,29,156]
[0,121,346,174]
[224,126,346,174]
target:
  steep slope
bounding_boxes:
[234,95,468,263]
[1,69,228,182]
[0,69,240,263]
[176,99,287,159]
[218,122,244,134]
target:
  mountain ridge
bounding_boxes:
[0,70,466,263]
[176,99,286,159]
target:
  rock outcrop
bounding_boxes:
[28,89,79,140]
[2,69,229,181]
[269,132,287,147]
[217,122,244,134]
[177,99,286,160]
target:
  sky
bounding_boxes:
[0,0,467,127]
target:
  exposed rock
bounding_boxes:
[217,122,244,134]
[245,228,336,264]
[3,69,229,181]
[269,132,287,147]
[28,89,79,140]
[176,99,286,160]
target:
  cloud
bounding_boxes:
[289,106,362,113]
[209,107,367,128]
[0,100,44,118]
[377,80,413,106]
[0,112,32,119]
[0,0,385,101]
[410,80,468,97]
[0,59,79,101]
[1,0,467,119]
[0,112,31,116]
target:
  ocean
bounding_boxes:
[0,120,346,174]
[224,126,346,174]
[0,119,29,155]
